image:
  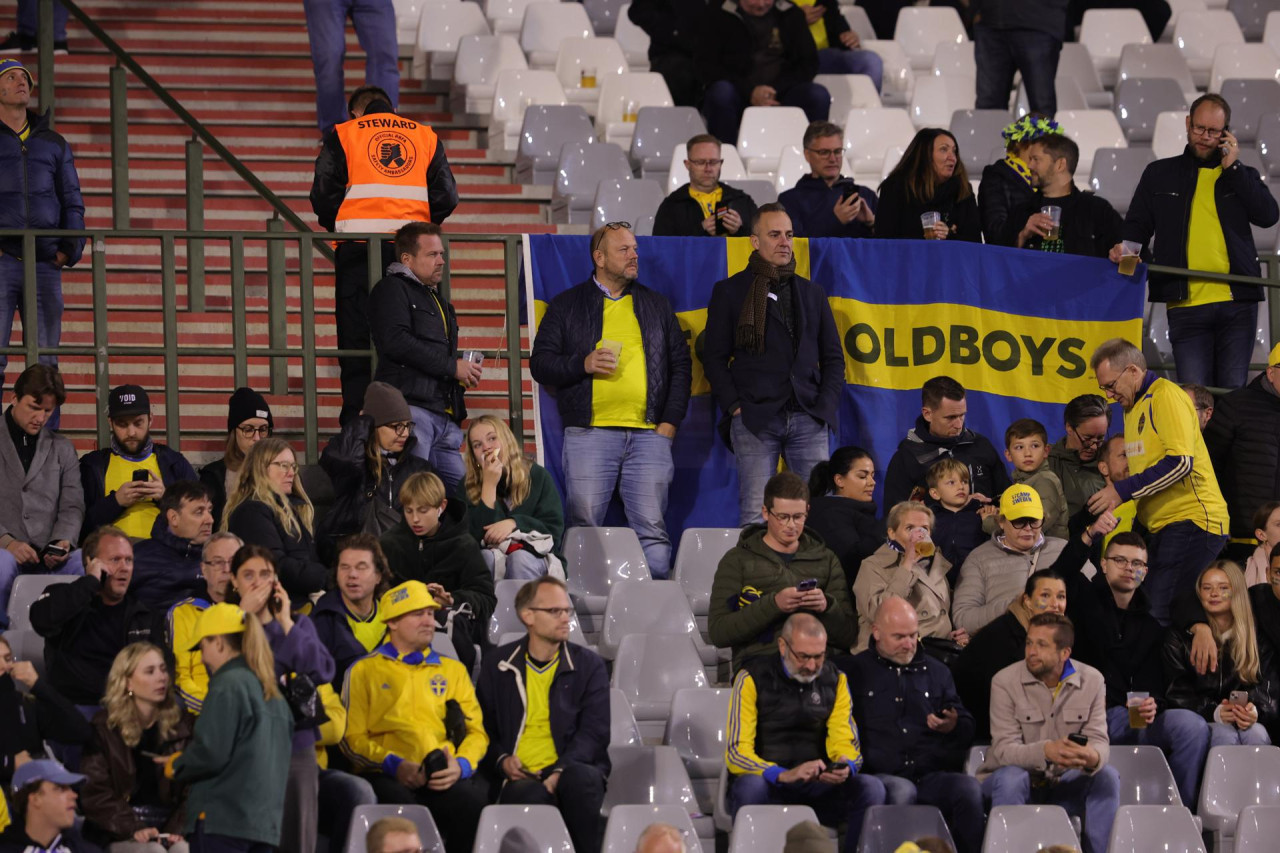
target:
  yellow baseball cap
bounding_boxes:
[1269,341,1280,366]
[999,484,1044,520]
[188,602,247,650]
[379,581,439,622]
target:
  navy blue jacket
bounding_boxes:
[842,645,975,779]
[0,108,85,265]
[78,445,198,541]
[131,515,205,612]
[369,268,465,421]
[475,638,611,778]
[310,590,378,689]
[703,268,844,438]
[778,175,878,238]
[529,279,692,429]
[929,499,988,587]
[1123,146,1279,303]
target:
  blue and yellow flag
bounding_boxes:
[525,235,1144,536]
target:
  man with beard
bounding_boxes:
[1013,134,1121,258]
[78,385,197,542]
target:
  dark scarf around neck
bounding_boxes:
[735,250,796,354]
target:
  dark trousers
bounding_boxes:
[702,80,830,144]
[874,771,985,853]
[498,764,607,853]
[1167,300,1259,389]
[369,773,487,853]
[650,54,703,108]
[730,772,885,853]
[1145,519,1228,625]
[974,25,1062,116]
[333,240,396,425]
[192,821,275,852]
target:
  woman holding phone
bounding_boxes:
[1164,560,1276,746]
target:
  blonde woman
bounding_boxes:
[1164,560,1276,746]
[457,415,564,579]
[81,643,194,852]
[199,387,273,531]
[224,437,326,602]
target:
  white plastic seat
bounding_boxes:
[814,73,881,127]
[521,2,593,69]
[1258,112,1280,177]
[583,0,626,36]
[726,805,820,853]
[562,525,651,619]
[552,140,629,224]
[1199,745,1280,850]
[452,34,527,117]
[1118,43,1199,102]
[412,1,488,81]
[1164,0,1211,40]
[964,745,988,777]
[554,37,629,115]
[663,687,731,812]
[610,634,707,738]
[592,178,665,233]
[735,106,809,177]
[1056,109,1127,175]
[735,179,778,206]
[484,0,556,36]
[909,74,975,129]
[344,804,443,853]
[1090,147,1156,217]
[1113,77,1188,143]
[1218,79,1280,141]
[392,0,428,53]
[1109,805,1206,853]
[859,805,956,853]
[1209,43,1280,93]
[473,805,573,853]
[596,72,673,148]
[597,580,715,664]
[932,40,976,79]
[861,39,915,106]
[1109,745,1184,807]
[665,144,747,195]
[488,68,567,153]
[981,805,1076,852]
[1152,110,1190,159]
[629,106,706,181]
[843,107,916,184]
[672,527,739,618]
[610,687,642,746]
[602,805,703,853]
[487,577,591,647]
[515,104,596,185]
[1081,9,1153,87]
[7,574,75,631]
[1058,42,1113,110]
[1176,10,1245,88]
[614,3,651,70]
[1235,804,1280,853]
[950,110,1011,175]
[1267,11,1280,58]
[894,6,967,71]
[841,4,875,40]
[603,745,712,840]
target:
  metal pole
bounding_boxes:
[161,234,181,452]
[185,137,205,312]
[504,236,523,447]
[266,217,288,394]
[300,236,319,462]
[92,238,110,447]
[109,65,130,229]
[36,0,55,123]
[231,235,248,388]
[21,234,38,367]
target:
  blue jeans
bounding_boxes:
[818,48,885,93]
[1166,301,1259,389]
[1210,720,1272,747]
[318,768,376,851]
[16,0,67,40]
[974,25,1062,116]
[1144,520,1228,626]
[730,771,886,853]
[407,405,466,494]
[301,0,400,135]
[1107,705,1210,808]
[0,253,64,373]
[562,427,674,578]
[703,80,831,144]
[875,772,985,853]
[0,547,83,629]
[481,547,551,580]
[982,765,1120,853]
[730,411,830,525]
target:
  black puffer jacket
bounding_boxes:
[1204,373,1280,540]
[0,108,86,264]
[653,182,757,237]
[979,158,1038,247]
[199,458,233,532]
[380,500,496,629]
[804,495,881,584]
[1163,627,1279,727]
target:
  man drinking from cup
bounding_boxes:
[1014,134,1121,259]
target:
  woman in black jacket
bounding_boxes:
[199,387,273,531]
[0,636,92,799]
[875,128,981,242]
[317,382,433,562]
[223,437,327,604]
[1164,560,1276,746]
[805,446,881,584]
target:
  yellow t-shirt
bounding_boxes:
[688,185,724,220]
[104,453,164,538]
[1172,168,1233,308]
[515,654,560,773]
[794,0,830,50]
[590,293,653,428]
[347,604,386,652]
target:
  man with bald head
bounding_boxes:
[725,612,884,850]
[634,823,686,853]
[842,597,984,853]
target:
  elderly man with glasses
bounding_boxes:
[529,222,691,580]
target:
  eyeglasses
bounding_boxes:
[1010,517,1043,530]
[527,606,573,618]
[1105,556,1149,570]
[1068,426,1107,448]
[590,221,631,254]
[782,637,826,665]
[269,461,299,473]
[805,146,844,159]
[202,558,231,569]
[766,509,808,525]
[688,158,723,168]
[385,421,414,437]
[1098,365,1133,394]
[237,424,271,438]
[1190,123,1226,139]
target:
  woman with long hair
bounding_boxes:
[81,643,194,852]
[805,446,880,582]
[1245,501,1280,586]
[224,437,327,602]
[1164,560,1276,746]
[163,602,292,852]
[875,128,982,242]
[199,388,273,531]
[457,415,565,579]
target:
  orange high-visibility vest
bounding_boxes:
[334,113,440,233]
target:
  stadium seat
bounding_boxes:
[894,6,967,71]
[597,580,716,664]
[734,179,779,206]
[521,2,593,69]
[411,1,489,81]
[604,746,712,840]
[1108,745,1184,807]
[610,633,708,739]
[429,630,461,663]
[843,107,917,184]
[1058,42,1113,110]
[583,0,626,36]
[858,805,956,853]
[737,106,810,177]
[726,805,821,853]
[1056,109,1127,175]
[1219,79,1280,142]
[1267,10,1280,56]
[1235,804,1280,853]
[981,805,1077,852]
[1081,9,1153,87]
[554,37,629,115]
[1114,77,1188,143]
[550,140,632,224]
[909,74,975,129]
[950,110,1012,176]
[452,34,527,117]
[842,4,876,40]
[861,39,915,106]
[488,578,593,647]
[7,574,76,632]
[592,177,664,233]
[1108,805,1206,853]
[815,73,881,126]
[1175,10,1245,88]
[392,0,427,55]
[488,68,567,153]
[1258,112,1280,177]
[514,104,595,185]
[932,40,976,79]
[878,145,908,188]
[1152,110,1190,159]
[611,687,643,746]
[1199,745,1280,851]
[614,4,651,70]
[344,804,443,853]
[672,527,739,618]
[964,745,988,777]
[664,687,732,811]
[597,72,674,147]
[1118,43,1199,102]
[602,805,704,853]
[1012,78,1089,118]
[563,525,651,619]
[1164,0,1211,41]
[484,0,557,35]
[1090,147,1156,217]
[629,106,706,183]
[666,144,748,195]
[1210,44,1280,93]
[473,805,574,853]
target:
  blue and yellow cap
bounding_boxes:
[188,602,247,650]
[379,581,439,622]
[0,59,34,90]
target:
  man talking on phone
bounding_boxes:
[1110,94,1279,389]
[979,612,1119,853]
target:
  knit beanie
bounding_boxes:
[227,387,273,432]
[362,381,411,426]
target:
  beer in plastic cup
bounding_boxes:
[1042,205,1062,241]
[599,339,623,360]
[1127,691,1149,729]
[463,349,484,367]
[910,527,935,557]
[580,66,597,88]
[920,211,942,238]
[623,100,638,122]
[1118,240,1141,276]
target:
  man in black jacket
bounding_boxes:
[973,0,1068,116]
[130,481,214,612]
[1204,342,1280,543]
[698,0,830,143]
[882,376,1010,508]
[78,385,197,544]
[843,597,983,853]
[625,0,712,108]
[368,221,476,492]
[778,121,877,238]
[30,526,155,707]
[529,223,691,579]
[1014,134,1121,259]
[704,204,844,525]
[653,134,757,237]
[1111,94,1280,389]
[476,577,610,853]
